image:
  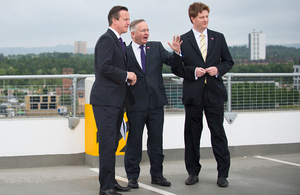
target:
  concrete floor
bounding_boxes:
[0,153,299,195]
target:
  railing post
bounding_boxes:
[227,74,232,112]
[68,75,80,130]
[72,77,77,117]
[224,73,237,124]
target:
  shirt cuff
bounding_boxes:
[194,68,198,80]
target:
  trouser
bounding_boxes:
[93,105,123,190]
[184,89,230,177]
[125,106,165,180]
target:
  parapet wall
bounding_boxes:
[1,111,300,169]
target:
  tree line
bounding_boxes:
[228,45,300,62]
[0,45,299,85]
[0,52,94,85]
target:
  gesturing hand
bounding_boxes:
[168,35,183,54]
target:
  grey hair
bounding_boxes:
[129,19,145,32]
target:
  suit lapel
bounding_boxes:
[145,43,151,74]
[128,43,145,74]
[207,29,214,58]
[116,38,127,62]
[108,29,126,62]
[187,30,201,56]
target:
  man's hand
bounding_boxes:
[127,71,137,85]
[195,67,206,78]
[206,67,218,76]
[168,35,183,54]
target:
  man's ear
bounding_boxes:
[131,31,135,39]
[190,17,195,24]
[112,18,117,24]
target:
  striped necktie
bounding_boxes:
[200,34,207,62]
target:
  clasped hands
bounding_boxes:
[127,71,137,85]
[196,66,218,77]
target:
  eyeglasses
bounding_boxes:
[139,29,150,33]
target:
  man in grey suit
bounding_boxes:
[124,19,182,189]
[90,6,136,195]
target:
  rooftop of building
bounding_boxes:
[0,153,299,195]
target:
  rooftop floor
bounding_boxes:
[0,153,299,195]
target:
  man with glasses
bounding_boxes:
[124,19,182,189]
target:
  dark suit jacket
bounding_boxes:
[172,29,234,105]
[90,29,133,108]
[126,41,174,111]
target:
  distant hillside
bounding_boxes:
[280,44,300,49]
[231,44,300,49]
[228,45,300,63]
[0,45,94,56]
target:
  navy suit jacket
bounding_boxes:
[90,29,134,108]
[172,29,234,105]
[126,41,174,111]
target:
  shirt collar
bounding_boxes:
[109,27,121,39]
[192,28,208,38]
[132,41,145,51]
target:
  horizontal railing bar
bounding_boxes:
[1,73,299,80]
[224,73,300,77]
[0,74,94,80]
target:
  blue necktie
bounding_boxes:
[119,37,125,54]
[139,45,146,73]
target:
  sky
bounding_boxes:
[1,0,300,49]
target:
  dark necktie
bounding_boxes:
[139,45,146,73]
[119,37,125,54]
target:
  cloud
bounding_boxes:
[1,0,299,48]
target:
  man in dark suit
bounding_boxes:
[171,2,234,187]
[124,19,182,188]
[90,5,137,195]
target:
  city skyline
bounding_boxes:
[1,0,300,49]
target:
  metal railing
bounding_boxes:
[224,73,300,112]
[1,73,300,122]
[0,74,93,129]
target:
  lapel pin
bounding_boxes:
[211,38,214,40]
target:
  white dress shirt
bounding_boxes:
[109,27,120,38]
[131,41,146,70]
[192,28,208,52]
[192,28,218,79]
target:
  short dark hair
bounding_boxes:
[188,2,210,23]
[108,5,128,26]
[129,19,145,32]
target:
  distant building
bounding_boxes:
[293,64,300,91]
[249,30,266,60]
[62,68,73,92]
[74,41,87,54]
